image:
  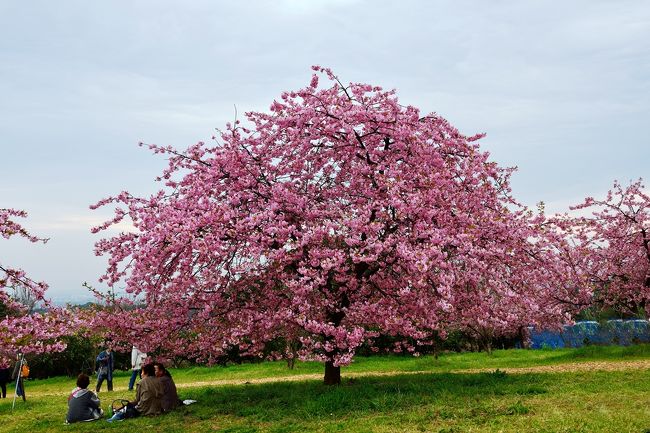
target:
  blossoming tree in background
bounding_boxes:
[91,68,572,384]
[554,180,650,317]
[0,209,73,363]
[448,209,583,351]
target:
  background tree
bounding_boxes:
[0,208,74,360]
[553,179,650,317]
[92,67,570,384]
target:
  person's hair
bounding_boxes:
[76,373,90,389]
[142,363,155,377]
[153,362,172,378]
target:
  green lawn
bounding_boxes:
[1,346,650,432]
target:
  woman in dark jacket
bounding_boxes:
[153,362,179,412]
[66,373,103,423]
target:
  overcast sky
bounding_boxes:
[1,0,649,302]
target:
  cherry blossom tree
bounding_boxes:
[554,180,650,317]
[0,209,73,362]
[92,67,569,384]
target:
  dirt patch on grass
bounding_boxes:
[456,359,650,375]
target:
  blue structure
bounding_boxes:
[528,320,650,349]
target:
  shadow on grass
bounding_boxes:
[183,370,548,424]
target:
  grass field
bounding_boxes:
[1,345,650,432]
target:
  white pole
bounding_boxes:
[11,354,24,411]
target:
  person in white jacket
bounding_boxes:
[128,346,147,391]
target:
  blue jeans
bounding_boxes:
[128,369,140,390]
[96,374,112,392]
[15,378,26,401]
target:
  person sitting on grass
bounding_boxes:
[66,373,104,423]
[153,362,179,413]
[107,363,163,422]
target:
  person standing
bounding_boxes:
[0,359,10,398]
[11,354,27,402]
[95,346,114,392]
[128,346,147,391]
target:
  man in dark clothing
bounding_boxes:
[0,365,10,398]
[66,373,103,423]
[95,346,114,392]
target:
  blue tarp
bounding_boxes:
[528,320,650,349]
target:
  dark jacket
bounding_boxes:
[0,367,10,383]
[95,350,114,381]
[66,387,102,423]
[158,375,179,412]
[134,376,163,416]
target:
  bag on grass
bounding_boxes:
[110,399,139,419]
[110,399,131,417]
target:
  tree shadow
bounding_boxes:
[185,370,549,424]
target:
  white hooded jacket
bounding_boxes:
[131,346,147,370]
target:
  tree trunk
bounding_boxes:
[324,360,341,385]
[485,339,493,355]
[519,326,530,349]
[285,340,297,370]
